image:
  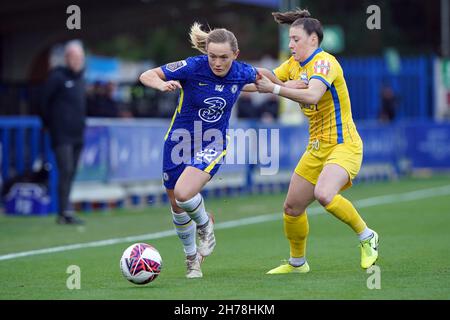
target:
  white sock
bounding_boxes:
[289,257,306,267]
[176,194,209,227]
[172,209,197,256]
[358,227,374,241]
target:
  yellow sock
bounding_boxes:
[325,194,367,233]
[283,212,309,258]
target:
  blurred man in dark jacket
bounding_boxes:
[41,41,86,225]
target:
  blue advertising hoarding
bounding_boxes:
[75,126,109,181]
[108,125,166,182]
[74,120,450,183]
[404,122,450,168]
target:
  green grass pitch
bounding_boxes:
[0,175,449,300]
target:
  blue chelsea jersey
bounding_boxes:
[161,55,257,141]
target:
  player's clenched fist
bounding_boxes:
[160,80,182,92]
[255,74,275,93]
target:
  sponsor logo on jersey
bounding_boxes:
[314,60,331,76]
[199,82,208,86]
[198,97,226,123]
[166,60,187,72]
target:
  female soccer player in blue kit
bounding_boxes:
[140,22,281,278]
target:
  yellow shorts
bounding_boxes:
[294,137,363,191]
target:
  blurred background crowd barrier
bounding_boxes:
[1,116,449,215]
[0,55,445,122]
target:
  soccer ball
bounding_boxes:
[120,243,162,285]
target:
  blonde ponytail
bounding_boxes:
[188,22,239,54]
[189,22,209,54]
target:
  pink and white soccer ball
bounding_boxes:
[120,243,162,285]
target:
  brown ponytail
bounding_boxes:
[272,8,323,45]
[272,8,311,25]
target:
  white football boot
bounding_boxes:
[185,253,204,279]
[197,213,216,257]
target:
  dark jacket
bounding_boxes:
[41,67,86,147]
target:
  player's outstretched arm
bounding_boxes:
[139,67,182,92]
[256,75,326,105]
[242,68,283,92]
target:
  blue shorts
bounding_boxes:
[162,141,226,190]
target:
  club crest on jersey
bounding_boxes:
[166,60,187,72]
[198,97,226,123]
[231,85,238,93]
[300,72,309,84]
[314,60,331,76]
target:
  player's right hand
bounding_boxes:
[160,80,182,92]
[284,80,308,89]
[256,71,263,81]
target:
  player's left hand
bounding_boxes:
[160,80,182,92]
[255,74,275,93]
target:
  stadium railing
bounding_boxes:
[0,116,58,213]
[340,55,433,120]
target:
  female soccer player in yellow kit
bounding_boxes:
[255,9,379,273]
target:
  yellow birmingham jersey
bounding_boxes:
[274,48,358,144]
